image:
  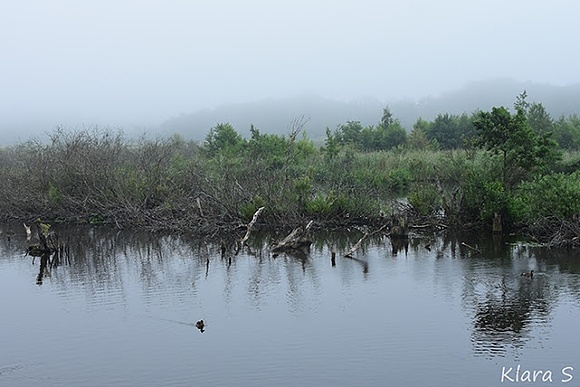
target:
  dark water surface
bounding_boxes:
[1,224,579,386]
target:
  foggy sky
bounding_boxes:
[1,0,579,135]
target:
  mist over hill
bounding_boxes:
[161,79,580,142]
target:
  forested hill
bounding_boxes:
[160,79,580,142]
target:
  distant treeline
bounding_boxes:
[325,93,580,152]
[161,79,580,142]
[1,93,579,246]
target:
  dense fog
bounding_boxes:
[1,0,579,142]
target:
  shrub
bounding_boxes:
[408,184,441,216]
[513,172,580,222]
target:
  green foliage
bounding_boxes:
[304,194,334,216]
[204,123,244,155]
[380,106,395,128]
[408,184,441,216]
[330,194,379,218]
[462,171,508,224]
[378,121,407,150]
[326,106,407,151]
[527,102,554,135]
[511,172,580,222]
[554,151,580,174]
[0,100,577,235]
[239,195,267,221]
[387,168,412,191]
[337,121,364,145]
[294,176,313,202]
[553,114,580,150]
[473,102,561,189]
[425,113,475,150]
[408,119,435,150]
[47,182,63,204]
[247,126,288,168]
[323,127,341,159]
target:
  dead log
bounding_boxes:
[461,241,482,254]
[235,206,265,255]
[272,220,314,254]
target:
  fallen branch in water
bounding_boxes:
[272,220,314,254]
[236,206,265,255]
[344,224,388,258]
[461,241,482,254]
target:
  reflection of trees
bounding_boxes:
[4,223,578,349]
[460,235,558,359]
[469,279,553,358]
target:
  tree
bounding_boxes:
[513,90,530,113]
[426,113,461,149]
[553,114,580,150]
[407,127,429,150]
[323,127,341,159]
[337,121,364,145]
[204,123,244,155]
[473,103,560,190]
[377,106,406,149]
[380,106,395,128]
[377,121,407,149]
[474,106,532,188]
[527,102,553,135]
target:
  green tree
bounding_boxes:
[426,113,461,149]
[247,125,288,167]
[474,106,532,189]
[553,114,580,150]
[376,106,406,149]
[473,104,560,190]
[204,123,244,155]
[513,90,530,113]
[377,121,407,149]
[323,127,341,158]
[337,121,364,145]
[407,118,432,150]
[527,102,553,135]
[380,106,395,128]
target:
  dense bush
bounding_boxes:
[1,97,577,240]
[511,172,580,222]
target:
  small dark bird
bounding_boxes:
[521,270,534,278]
[196,320,205,332]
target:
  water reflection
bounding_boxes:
[453,233,578,359]
[1,223,579,386]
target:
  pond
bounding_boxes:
[0,224,579,386]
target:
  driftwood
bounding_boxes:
[461,241,482,254]
[235,206,265,255]
[344,224,388,258]
[272,220,314,254]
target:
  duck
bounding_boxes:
[196,320,205,332]
[521,270,534,278]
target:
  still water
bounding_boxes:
[0,224,579,386]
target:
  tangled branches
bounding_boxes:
[524,216,580,248]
